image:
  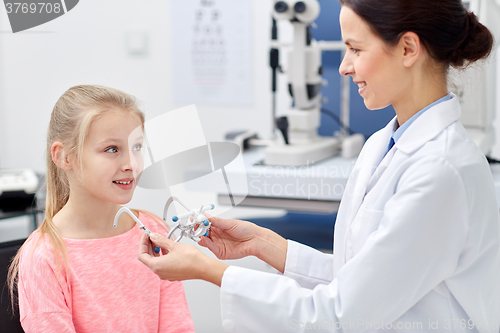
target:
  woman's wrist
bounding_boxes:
[253,225,288,273]
[193,224,288,285]
[198,254,229,287]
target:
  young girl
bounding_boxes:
[8,85,195,332]
[138,1,500,332]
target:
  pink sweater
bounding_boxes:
[18,212,195,333]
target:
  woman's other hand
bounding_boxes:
[198,215,260,260]
[200,215,288,273]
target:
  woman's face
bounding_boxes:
[339,6,408,110]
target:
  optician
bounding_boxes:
[138,0,500,332]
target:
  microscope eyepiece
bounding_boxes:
[294,1,306,13]
[275,1,289,13]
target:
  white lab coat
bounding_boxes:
[219,95,500,333]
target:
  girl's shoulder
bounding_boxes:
[21,231,50,258]
[19,231,59,272]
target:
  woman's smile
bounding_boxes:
[355,81,367,94]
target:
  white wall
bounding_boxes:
[0,0,276,172]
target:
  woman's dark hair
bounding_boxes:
[339,0,494,68]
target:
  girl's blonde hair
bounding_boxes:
[7,84,160,311]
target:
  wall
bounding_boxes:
[0,0,276,172]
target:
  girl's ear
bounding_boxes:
[400,31,422,68]
[51,142,72,170]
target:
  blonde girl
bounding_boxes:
[9,85,194,332]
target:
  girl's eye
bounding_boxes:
[105,146,118,153]
[132,143,142,151]
[350,47,360,54]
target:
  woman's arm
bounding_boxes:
[199,216,288,273]
[138,216,288,286]
[251,224,288,273]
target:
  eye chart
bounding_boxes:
[171,0,252,105]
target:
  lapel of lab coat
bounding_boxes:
[395,94,461,155]
[337,95,462,268]
[345,117,397,222]
[364,95,462,196]
[334,119,395,272]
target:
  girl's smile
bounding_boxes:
[113,177,135,190]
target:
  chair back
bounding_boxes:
[0,239,26,333]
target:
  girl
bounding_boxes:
[8,85,195,332]
[138,1,500,332]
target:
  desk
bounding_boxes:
[210,147,356,213]
[0,206,44,232]
[0,173,45,236]
[212,148,500,213]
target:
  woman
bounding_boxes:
[139,1,500,332]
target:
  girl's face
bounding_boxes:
[76,109,144,205]
[339,6,408,110]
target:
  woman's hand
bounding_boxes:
[138,233,228,286]
[200,215,288,273]
[198,215,260,260]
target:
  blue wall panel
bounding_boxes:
[310,0,395,138]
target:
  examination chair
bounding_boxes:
[0,238,26,333]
